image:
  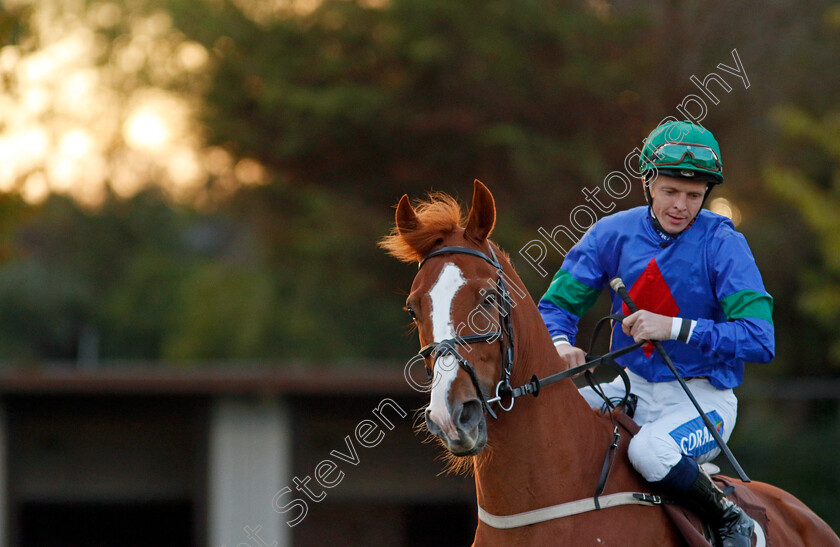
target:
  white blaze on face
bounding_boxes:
[427,262,467,440]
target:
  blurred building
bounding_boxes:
[0,364,476,546]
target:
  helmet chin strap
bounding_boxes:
[644,180,715,240]
[648,210,679,240]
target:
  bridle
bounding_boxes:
[417,245,514,419]
[415,244,641,420]
[414,244,657,525]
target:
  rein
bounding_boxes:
[416,245,660,529]
[485,335,643,411]
[417,245,640,418]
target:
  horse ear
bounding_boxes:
[464,179,496,243]
[395,194,421,237]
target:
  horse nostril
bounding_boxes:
[425,408,442,436]
[457,399,483,430]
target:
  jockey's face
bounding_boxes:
[649,175,708,234]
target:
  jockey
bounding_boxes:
[538,120,774,547]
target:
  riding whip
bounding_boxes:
[609,277,751,483]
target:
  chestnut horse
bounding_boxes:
[381,180,840,546]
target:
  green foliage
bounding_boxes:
[766,103,840,370]
[149,0,661,362]
[163,261,277,360]
[168,0,652,213]
[0,184,412,363]
[731,394,840,532]
[224,182,413,360]
[1,0,840,375]
[0,1,837,535]
[0,255,93,358]
[0,191,257,361]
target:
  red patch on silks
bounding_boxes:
[622,259,679,358]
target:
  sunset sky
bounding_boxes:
[0,0,272,208]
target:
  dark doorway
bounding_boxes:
[290,501,476,547]
[19,500,193,547]
[405,502,477,547]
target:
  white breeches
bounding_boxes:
[580,369,738,482]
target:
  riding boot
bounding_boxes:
[678,468,754,547]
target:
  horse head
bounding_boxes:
[381,180,514,457]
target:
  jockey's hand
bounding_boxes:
[555,343,586,369]
[621,310,672,343]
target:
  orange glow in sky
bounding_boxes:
[0,0,265,208]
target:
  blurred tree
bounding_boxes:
[0,190,271,361]
[0,192,162,359]
[166,0,654,210]
[0,0,839,370]
[0,0,836,531]
[766,103,840,372]
[157,0,659,360]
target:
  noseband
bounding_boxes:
[417,245,516,419]
[415,246,644,521]
[416,245,640,420]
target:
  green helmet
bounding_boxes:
[640,120,723,186]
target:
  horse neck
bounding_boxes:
[475,258,616,514]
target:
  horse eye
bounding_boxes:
[482,292,497,307]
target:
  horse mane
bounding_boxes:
[379,192,465,263]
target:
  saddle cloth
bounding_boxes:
[614,413,771,547]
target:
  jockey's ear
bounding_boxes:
[464,179,496,243]
[395,194,421,238]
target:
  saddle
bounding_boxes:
[614,413,771,547]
